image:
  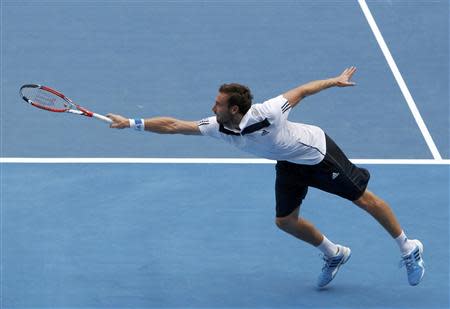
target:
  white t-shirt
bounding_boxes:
[197,95,326,165]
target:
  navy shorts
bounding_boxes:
[275,134,370,217]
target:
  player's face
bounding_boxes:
[212,92,232,124]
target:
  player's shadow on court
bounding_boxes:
[308,282,439,309]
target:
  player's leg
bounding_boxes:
[311,134,425,285]
[274,161,325,247]
[310,134,407,244]
[275,206,323,246]
[275,206,351,288]
[275,161,351,287]
[353,189,425,285]
[353,189,401,238]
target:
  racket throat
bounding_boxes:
[77,106,94,117]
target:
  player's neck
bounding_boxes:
[222,113,244,131]
[230,113,244,130]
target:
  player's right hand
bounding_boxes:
[106,114,130,129]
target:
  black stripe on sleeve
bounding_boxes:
[282,101,291,113]
[198,119,210,126]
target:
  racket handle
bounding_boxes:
[93,113,113,123]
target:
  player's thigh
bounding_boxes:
[309,135,370,201]
[275,161,309,218]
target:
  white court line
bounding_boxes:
[0,0,4,307]
[357,0,443,160]
[0,157,449,165]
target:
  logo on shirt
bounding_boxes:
[261,129,270,136]
[332,172,340,180]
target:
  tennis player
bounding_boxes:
[107,67,425,287]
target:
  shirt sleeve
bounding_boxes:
[256,95,291,125]
[197,116,221,139]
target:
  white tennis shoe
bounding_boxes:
[317,245,351,288]
[399,239,425,286]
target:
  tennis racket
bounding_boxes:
[19,84,112,123]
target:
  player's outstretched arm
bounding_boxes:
[107,114,201,135]
[283,66,356,108]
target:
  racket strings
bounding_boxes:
[23,87,69,111]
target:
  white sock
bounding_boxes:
[395,230,416,255]
[317,235,339,257]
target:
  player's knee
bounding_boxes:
[275,217,284,229]
[353,190,384,210]
[353,190,371,209]
[275,216,295,230]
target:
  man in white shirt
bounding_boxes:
[107,67,425,287]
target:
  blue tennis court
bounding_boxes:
[1,1,449,308]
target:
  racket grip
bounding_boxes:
[93,113,113,123]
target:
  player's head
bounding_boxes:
[213,83,253,125]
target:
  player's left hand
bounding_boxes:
[335,66,357,87]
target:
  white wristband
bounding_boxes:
[129,118,145,131]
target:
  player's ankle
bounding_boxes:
[395,231,416,255]
[317,235,339,257]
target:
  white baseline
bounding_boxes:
[0,158,449,165]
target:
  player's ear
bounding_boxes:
[230,105,239,114]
